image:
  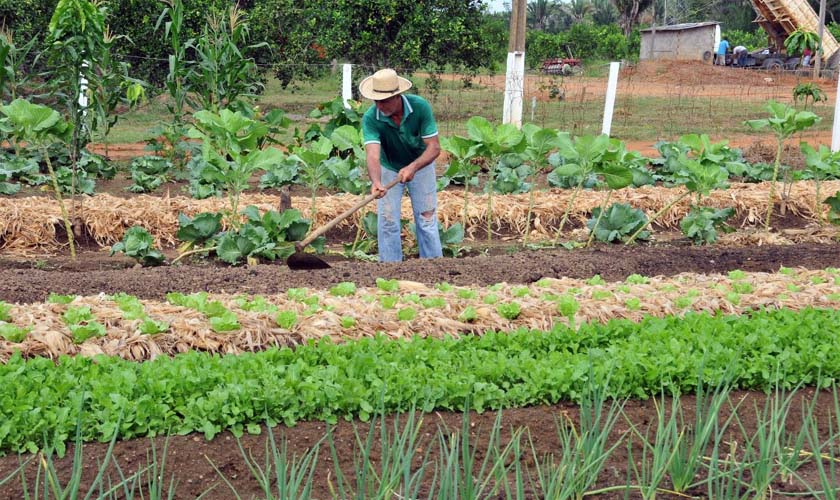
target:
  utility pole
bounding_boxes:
[816,0,826,78]
[503,0,526,127]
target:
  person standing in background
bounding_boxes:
[716,37,730,66]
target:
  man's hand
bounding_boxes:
[371,181,387,199]
[397,165,417,183]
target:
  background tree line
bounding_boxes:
[2,0,840,92]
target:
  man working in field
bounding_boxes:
[359,68,443,262]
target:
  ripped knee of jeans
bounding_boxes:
[420,210,436,222]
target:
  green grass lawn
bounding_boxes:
[103,72,834,147]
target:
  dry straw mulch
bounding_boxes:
[2,268,838,362]
[1,180,839,252]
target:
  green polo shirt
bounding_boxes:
[362,93,438,172]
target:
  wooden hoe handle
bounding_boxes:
[296,177,401,250]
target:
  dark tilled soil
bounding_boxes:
[0,241,838,304]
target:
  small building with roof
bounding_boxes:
[639,22,721,62]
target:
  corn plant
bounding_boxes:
[0,27,37,101]
[0,99,76,258]
[744,100,819,230]
[39,0,107,184]
[290,136,332,222]
[189,4,265,112]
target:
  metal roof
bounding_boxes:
[639,22,719,33]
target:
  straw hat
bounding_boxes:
[358,68,412,100]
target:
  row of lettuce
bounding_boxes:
[1,304,840,454]
[2,268,839,350]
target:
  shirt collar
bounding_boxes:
[375,94,413,122]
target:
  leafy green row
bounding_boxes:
[2,307,840,454]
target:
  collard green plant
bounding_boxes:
[110,226,166,266]
[128,155,172,193]
[409,221,466,258]
[549,134,633,243]
[587,203,649,243]
[291,136,333,222]
[176,211,224,253]
[745,100,819,229]
[800,142,840,224]
[188,107,285,227]
[301,96,362,145]
[77,149,116,180]
[680,206,735,245]
[0,99,77,258]
[465,116,526,241]
[441,135,481,228]
[521,124,563,244]
[626,155,730,245]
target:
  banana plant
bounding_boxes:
[784,28,820,65]
[464,116,526,242]
[187,107,285,228]
[745,100,819,229]
[0,99,76,258]
[549,134,632,244]
[626,155,730,245]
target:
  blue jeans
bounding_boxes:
[377,164,443,262]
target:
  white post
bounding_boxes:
[79,61,89,111]
[832,68,840,151]
[503,52,525,127]
[342,64,352,109]
[530,95,536,122]
[601,62,620,136]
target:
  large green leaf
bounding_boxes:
[599,163,633,190]
[0,99,71,144]
[330,125,361,152]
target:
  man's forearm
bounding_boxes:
[407,142,441,173]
